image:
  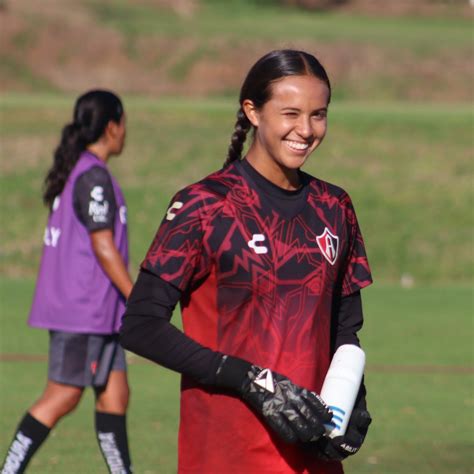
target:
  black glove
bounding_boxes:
[215,355,332,444]
[314,405,372,461]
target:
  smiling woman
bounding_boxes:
[120,49,372,474]
[243,74,330,188]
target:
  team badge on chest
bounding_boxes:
[316,227,339,265]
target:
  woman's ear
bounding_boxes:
[105,120,119,140]
[242,99,259,127]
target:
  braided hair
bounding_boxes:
[224,49,331,167]
[43,90,123,209]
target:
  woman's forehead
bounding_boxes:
[268,75,330,107]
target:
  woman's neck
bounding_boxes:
[245,148,301,191]
[86,143,109,163]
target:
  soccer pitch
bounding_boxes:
[1,93,473,473]
[0,280,472,473]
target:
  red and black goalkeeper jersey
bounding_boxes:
[142,160,372,474]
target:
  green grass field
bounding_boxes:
[1,96,472,285]
[1,93,473,473]
[1,97,473,472]
[1,280,472,473]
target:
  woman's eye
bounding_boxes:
[313,111,327,119]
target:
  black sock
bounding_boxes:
[95,411,132,474]
[1,412,50,474]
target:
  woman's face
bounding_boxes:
[110,113,127,155]
[244,75,330,173]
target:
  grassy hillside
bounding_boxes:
[0,0,472,100]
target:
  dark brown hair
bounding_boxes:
[43,90,123,209]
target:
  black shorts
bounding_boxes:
[48,331,127,388]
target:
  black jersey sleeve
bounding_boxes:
[73,166,117,232]
[333,290,368,409]
[120,269,223,385]
[333,290,363,350]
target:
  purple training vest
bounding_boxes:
[28,151,129,334]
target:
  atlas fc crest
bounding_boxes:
[316,227,339,265]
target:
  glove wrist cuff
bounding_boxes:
[215,355,252,392]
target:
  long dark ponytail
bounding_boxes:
[224,49,331,167]
[43,90,123,209]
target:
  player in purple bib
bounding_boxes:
[2,91,133,474]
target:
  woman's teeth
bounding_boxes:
[286,140,309,151]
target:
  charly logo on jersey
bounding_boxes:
[247,234,268,255]
[166,201,183,221]
[90,186,104,202]
[316,227,339,265]
[89,186,109,223]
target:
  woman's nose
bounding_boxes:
[295,116,312,138]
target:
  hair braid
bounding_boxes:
[223,108,251,168]
[43,123,85,209]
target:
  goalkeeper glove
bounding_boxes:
[215,355,332,444]
[314,394,372,461]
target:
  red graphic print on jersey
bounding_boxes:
[142,162,372,473]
